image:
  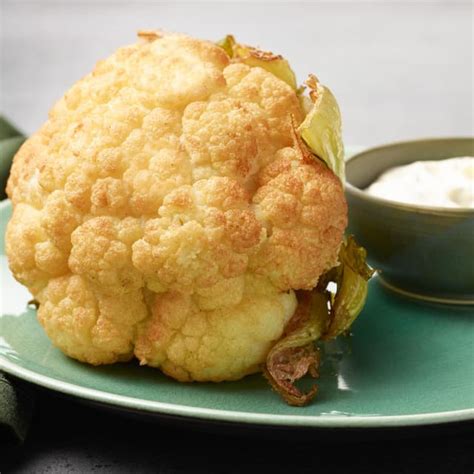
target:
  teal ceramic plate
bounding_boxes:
[1,200,473,429]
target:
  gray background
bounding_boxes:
[1,0,473,147]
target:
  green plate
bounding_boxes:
[1,199,473,428]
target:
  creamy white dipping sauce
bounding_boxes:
[366,157,474,208]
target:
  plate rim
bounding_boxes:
[1,356,473,428]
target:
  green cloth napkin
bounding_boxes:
[0,116,26,199]
[1,116,33,445]
[0,373,35,446]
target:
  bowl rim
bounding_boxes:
[345,136,474,217]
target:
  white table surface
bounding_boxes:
[1,0,472,147]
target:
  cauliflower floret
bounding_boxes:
[251,147,348,290]
[6,32,347,381]
[132,176,265,294]
[69,216,144,294]
[37,275,147,364]
[135,275,297,381]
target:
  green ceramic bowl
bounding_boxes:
[0,117,25,200]
[345,138,474,305]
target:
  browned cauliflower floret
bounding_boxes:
[37,275,147,364]
[251,147,347,290]
[6,31,347,384]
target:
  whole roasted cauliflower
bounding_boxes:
[6,31,371,405]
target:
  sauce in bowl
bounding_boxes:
[365,156,474,208]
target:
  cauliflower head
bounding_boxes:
[6,31,347,383]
